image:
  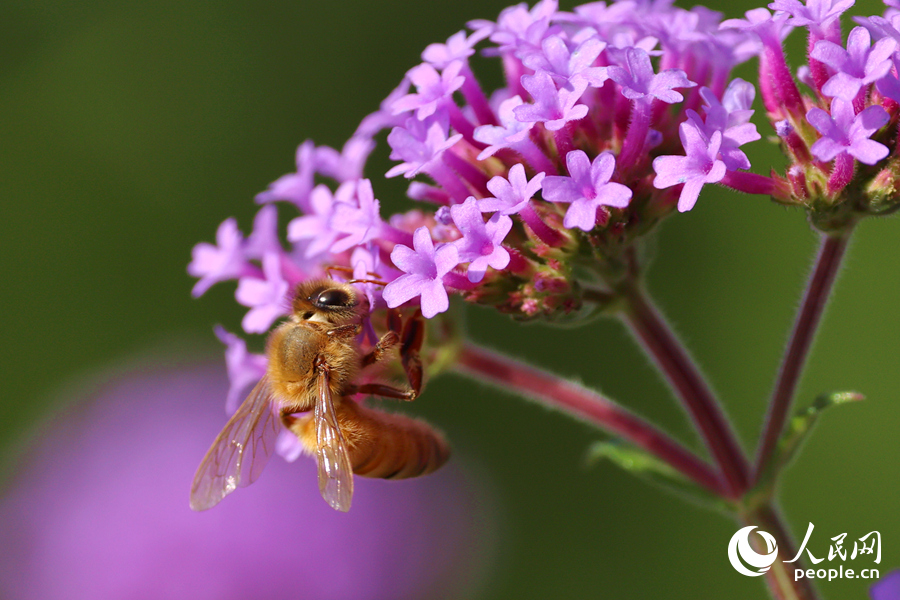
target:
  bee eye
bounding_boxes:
[315,289,350,307]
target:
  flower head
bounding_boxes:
[192,0,900,334]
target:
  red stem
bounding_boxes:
[455,342,728,498]
[620,282,750,497]
[752,233,850,485]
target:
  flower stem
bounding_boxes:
[752,232,850,485]
[455,342,727,497]
[619,281,750,497]
[740,502,821,600]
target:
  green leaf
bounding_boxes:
[587,440,732,513]
[754,391,864,501]
[777,391,864,471]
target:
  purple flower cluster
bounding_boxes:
[191,0,900,368]
[719,0,900,227]
[192,0,776,328]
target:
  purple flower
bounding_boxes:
[520,35,609,90]
[606,47,695,104]
[480,163,546,215]
[812,27,896,101]
[720,8,793,45]
[474,95,535,159]
[688,80,761,171]
[450,197,513,282]
[422,30,487,70]
[314,136,376,184]
[355,77,412,139]
[286,184,345,258]
[329,179,384,253]
[653,121,727,212]
[807,98,890,164]
[543,151,633,231]
[386,114,463,178]
[392,62,466,119]
[188,218,250,298]
[214,326,268,414]
[769,0,855,34]
[469,0,558,54]
[872,570,900,600]
[0,362,493,600]
[235,252,290,333]
[514,70,589,131]
[244,204,282,260]
[383,227,460,318]
[255,139,316,211]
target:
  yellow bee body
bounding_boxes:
[190,278,449,513]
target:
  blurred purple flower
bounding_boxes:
[188,218,252,298]
[872,571,900,600]
[769,0,854,34]
[255,139,317,211]
[235,252,291,334]
[0,361,494,600]
[214,326,268,414]
[244,205,282,260]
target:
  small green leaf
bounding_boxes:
[587,440,732,513]
[778,391,864,471]
[754,391,864,500]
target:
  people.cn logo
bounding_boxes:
[728,526,780,577]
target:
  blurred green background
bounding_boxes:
[1,0,897,598]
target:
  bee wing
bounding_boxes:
[315,369,354,512]
[189,374,281,511]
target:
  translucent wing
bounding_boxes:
[190,374,281,511]
[315,368,354,512]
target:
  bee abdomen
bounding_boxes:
[340,401,450,480]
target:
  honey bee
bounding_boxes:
[190,278,450,512]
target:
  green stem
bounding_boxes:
[454,342,728,497]
[739,503,821,600]
[619,281,750,497]
[753,232,851,485]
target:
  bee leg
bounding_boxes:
[399,310,424,396]
[360,330,400,368]
[386,307,404,336]
[326,323,362,339]
[346,382,416,401]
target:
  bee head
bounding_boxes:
[291,279,362,325]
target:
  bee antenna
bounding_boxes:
[324,265,354,279]
[348,278,387,287]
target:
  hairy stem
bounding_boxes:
[753,232,850,485]
[619,281,750,497]
[455,342,728,497]
[740,503,821,600]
